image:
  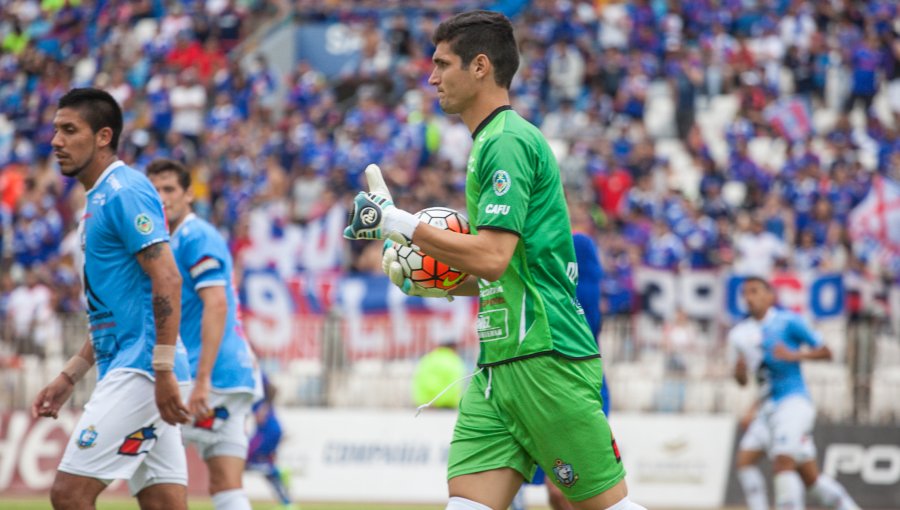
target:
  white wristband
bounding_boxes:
[384,208,421,241]
[152,345,176,372]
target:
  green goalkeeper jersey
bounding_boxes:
[465,106,599,366]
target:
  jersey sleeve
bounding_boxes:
[110,186,169,255]
[473,134,534,235]
[787,314,823,348]
[182,229,228,290]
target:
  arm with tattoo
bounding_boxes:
[137,242,182,348]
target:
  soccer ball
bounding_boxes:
[395,207,470,290]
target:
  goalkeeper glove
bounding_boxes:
[343,164,420,244]
[382,240,454,301]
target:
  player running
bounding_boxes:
[344,11,643,510]
[32,88,192,510]
[728,276,860,510]
[246,374,295,509]
[147,158,260,510]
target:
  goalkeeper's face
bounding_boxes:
[429,42,478,115]
[149,170,193,230]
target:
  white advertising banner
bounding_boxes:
[610,413,735,508]
[244,409,457,503]
[247,409,736,507]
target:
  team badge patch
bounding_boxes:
[134,213,153,234]
[492,170,511,196]
[76,425,98,449]
[193,406,230,431]
[552,458,579,487]
[118,425,157,456]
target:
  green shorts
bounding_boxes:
[447,355,625,502]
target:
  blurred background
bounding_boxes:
[0,0,899,508]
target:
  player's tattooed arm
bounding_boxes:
[138,242,164,261]
[152,295,174,330]
[136,241,182,347]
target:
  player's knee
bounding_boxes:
[49,482,73,510]
[50,476,96,510]
[206,455,246,494]
[773,453,797,472]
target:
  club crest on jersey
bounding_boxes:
[194,406,230,431]
[552,458,579,487]
[492,170,511,196]
[134,214,153,235]
[118,425,157,456]
[76,425,98,449]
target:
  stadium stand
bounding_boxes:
[1,0,899,424]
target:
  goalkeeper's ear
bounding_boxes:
[365,164,391,198]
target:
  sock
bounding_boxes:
[808,475,859,510]
[265,464,292,505]
[774,471,805,510]
[211,488,252,510]
[738,466,769,510]
[510,486,527,510]
[606,496,649,510]
[446,496,492,510]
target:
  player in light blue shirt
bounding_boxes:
[31,88,191,510]
[730,276,859,510]
[148,158,259,510]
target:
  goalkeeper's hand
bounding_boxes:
[382,240,453,301]
[344,164,419,244]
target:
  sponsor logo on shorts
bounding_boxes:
[492,170,511,196]
[76,425,98,449]
[552,458,579,487]
[118,425,157,456]
[194,406,230,431]
[134,213,153,234]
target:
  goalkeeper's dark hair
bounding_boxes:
[432,10,519,89]
[57,88,123,151]
[146,158,191,191]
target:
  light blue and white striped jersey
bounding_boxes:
[81,161,191,381]
[170,213,256,393]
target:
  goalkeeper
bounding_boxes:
[344,10,643,510]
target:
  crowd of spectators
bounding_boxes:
[1,0,899,357]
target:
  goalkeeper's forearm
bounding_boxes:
[412,225,519,282]
[449,276,480,297]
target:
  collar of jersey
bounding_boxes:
[85,160,125,195]
[172,212,197,236]
[471,105,512,140]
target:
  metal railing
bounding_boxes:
[1,311,897,424]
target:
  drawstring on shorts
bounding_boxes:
[415,367,485,417]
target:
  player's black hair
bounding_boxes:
[57,88,123,151]
[432,10,519,89]
[742,275,772,290]
[146,158,192,191]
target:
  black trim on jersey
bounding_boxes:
[471,105,513,140]
[476,225,521,237]
[476,350,602,368]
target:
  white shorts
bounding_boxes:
[739,395,817,463]
[58,370,189,495]
[181,389,254,460]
